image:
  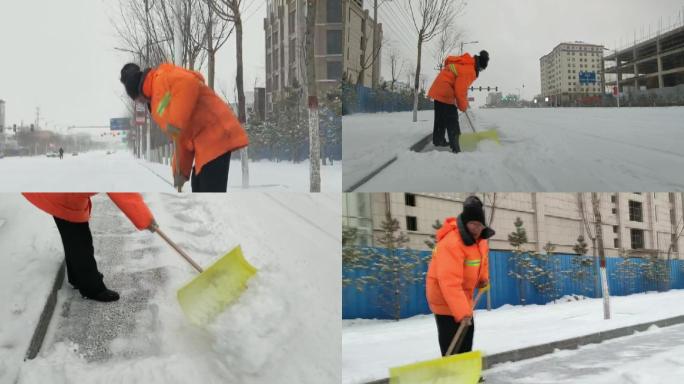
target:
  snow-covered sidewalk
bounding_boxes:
[0,150,341,192]
[343,107,684,191]
[342,290,684,383]
[485,323,684,384]
[2,193,340,384]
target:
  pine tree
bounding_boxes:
[566,235,595,297]
[365,211,429,320]
[423,219,443,249]
[342,226,370,290]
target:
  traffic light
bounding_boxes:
[487,87,491,91]
[30,124,34,132]
[495,87,498,91]
[479,86,482,91]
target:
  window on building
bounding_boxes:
[614,238,620,248]
[326,61,342,80]
[613,225,618,233]
[288,9,296,35]
[629,200,643,222]
[630,228,644,249]
[326,30,342,54]
[611,194,617,203]
[327,0,342,22]
[406,216,418,231]
[405,193,416,207]
[612,207,617,214]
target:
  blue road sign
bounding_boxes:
[110,117,131,131]
[578,71,597,85]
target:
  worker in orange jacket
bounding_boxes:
[22,193,157,302]
[426,196,494,356]
[120,62,249,192]
[427,50,489,153]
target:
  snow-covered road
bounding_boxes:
[342,291,684,383]
[4,193,340,384]
[0,150,341,192]
[485,323,684,384]
[343,108,684,191]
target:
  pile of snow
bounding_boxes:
[344,107,684,191]
[8,193,340,384]
[342,289,684,383]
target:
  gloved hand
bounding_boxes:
[460,316,473,326]
[478,281,490,291]
[174,173,188,192]
[147,219,159,232]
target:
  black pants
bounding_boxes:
[432,100,461,153]
[54,217,106,296]
[191,151,232,192]
[435,314,474,356]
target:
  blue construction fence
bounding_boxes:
[342,248,684,320]
[342,83,433,115]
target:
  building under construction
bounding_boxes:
[604,22,684,98]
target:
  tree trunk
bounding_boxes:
[412,37,423,123]
[592,192,611,320]
[207,3,215,90]
[235,16,250,188]
[305,0,321,192]
[371,0,379,88]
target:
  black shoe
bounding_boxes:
[435,141,449,147]
[83,289,120,302]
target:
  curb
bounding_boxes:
[345,133,431,192]
[363,314,684,384]
[24,260,65,360]
[409,133,432,153]
[344,156,398,192]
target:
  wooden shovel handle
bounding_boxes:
[445,288,486,356]
[464,110,478,134]
[155,227,204,273]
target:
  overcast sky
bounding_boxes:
[0,0,265,131]
[374,0,684,105]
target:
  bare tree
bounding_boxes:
[209,0,249,188]
[356,0,387,88]
[433,24,462,70]
[193,0,234,89]
[304,0,321,192]
[387,49,404,91]
[405,0,465,122]
[591,192,611,320]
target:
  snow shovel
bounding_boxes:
[389,285,490,384]
[155,227,257,326]
[459,111,500,152]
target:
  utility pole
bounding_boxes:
[592,192,611,320]
[371,0,380,88]
[145,0,151,161]
[615,48,620,108]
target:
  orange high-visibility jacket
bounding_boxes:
[22,193,154,230]
[426,216,489,321]
[142,63,249,177]
[427,54,478,112]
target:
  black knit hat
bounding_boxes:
[120,63,143,100]
[461,195,486,226]
[475,50,489,71]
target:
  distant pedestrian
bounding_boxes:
[23,193,157,302]
[428,50,489,153]
[426,196,493,356]
[58,147,64,159]
[119,62,249,192]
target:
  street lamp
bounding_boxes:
[460,41,479,55]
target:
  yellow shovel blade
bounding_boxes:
[389,350,482,384]
[177,245,257,326]
[459,129,501,152]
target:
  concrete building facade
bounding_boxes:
[264,0,343,114]
[343,193,684,259]
[603,24,684,94]
[540,42,605,106]
[342,0,382,88]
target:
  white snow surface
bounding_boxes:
[1,193,340,384]
[342,290,684,383]
[0,150,341,192]
[0,195,64,383]
[343,108,684,191]
[485,324,684,383]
